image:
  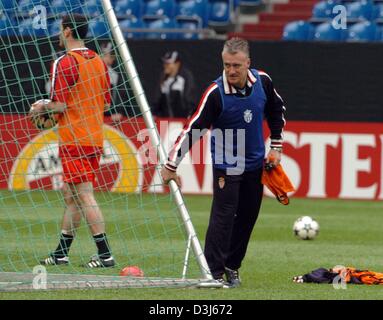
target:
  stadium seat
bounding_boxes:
[1,0,16,11]
[114,0,142,19]
[282,20,314,41]
[346,21,379,41]
[18,17,49,36]
[0,14,16,36]
[119,16,143,38]
[209,0,232,26]
[49,0,83,16]
[175,0,208,27]
[0,19,8,36]
[313,21,346,41]
[373,3,383,20]
[377,26,383,41]
[311,0,339,20]
[81,0,104,17]
[345,0,374,21]
[87,18,110,37]
[48,19,62,36]
[17,0,49,16]
[239,0,262,6]
[177,19,201,39]
[143,0,176,18]
[143,16,176,39]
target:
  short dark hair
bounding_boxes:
[62,14,88,40]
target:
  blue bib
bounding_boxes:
[211,69,267,173]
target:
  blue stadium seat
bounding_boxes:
[1,0,16,11]
[346,21,379,41]
[115,0,142,18]
[143,0,176,18]
[377,26,383,41]
[17,0,49,16]
[0,14,17,36]
[346,0,374,21]
[283,20,314,41]
[239,0,262,6]
[177,19,201,39]
[175,0,208,27]
[373,3,383,20]
[48,19,62,36]
[209,0,232,26]
[144,16,176,39]
[49,0,83,16]
[0,18,9,36]
[82,0,104,17]
[311,0,339,20]
[313,21,346,41]
[119,16,143,38]
[87,18,110,37]
[18,17,49,36]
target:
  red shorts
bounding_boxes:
[59,145,102,184]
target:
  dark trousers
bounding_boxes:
[204,167,264,279]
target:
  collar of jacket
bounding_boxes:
[222,69,257,95]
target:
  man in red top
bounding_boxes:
[32,14,115,268]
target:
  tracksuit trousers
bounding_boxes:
[204,166,264,279]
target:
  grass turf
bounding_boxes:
[0,190,382,300]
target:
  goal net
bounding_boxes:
[0,0,216,291]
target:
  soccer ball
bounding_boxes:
[29,99,59,130]
[293,216,319,240]
[119,265,144,277]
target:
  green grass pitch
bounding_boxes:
[1,190,383,300]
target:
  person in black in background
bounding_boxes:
[151,51,196,118]
[101,42,121,123]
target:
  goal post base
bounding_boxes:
[0,272,223,291]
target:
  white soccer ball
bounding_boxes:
[293,216,319,240]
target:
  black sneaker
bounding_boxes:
[215,277,233,289]
[40,254,69,266]
[225,267,241,287]
[83,255,116,268]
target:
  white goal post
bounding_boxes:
[101,0,213,283]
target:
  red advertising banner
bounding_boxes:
[0,114,382,200]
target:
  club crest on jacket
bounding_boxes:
[244,109,252,123]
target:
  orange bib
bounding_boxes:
[58,51,108,147]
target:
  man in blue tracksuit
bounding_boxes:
[161,38,286,288]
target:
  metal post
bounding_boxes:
[101,0,213,280]
[182,235,192,280]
